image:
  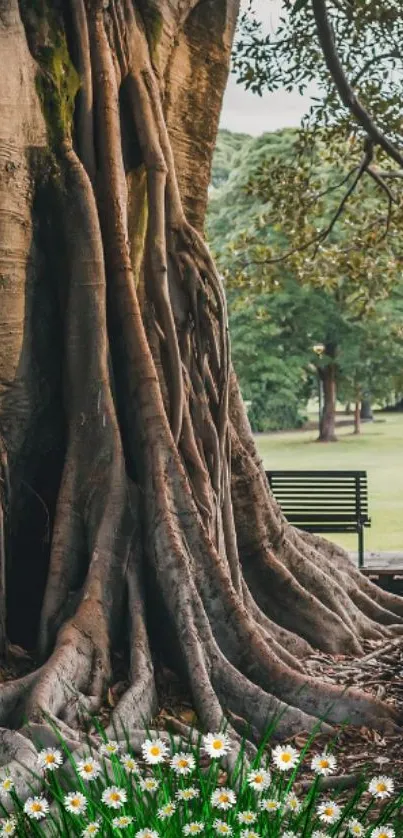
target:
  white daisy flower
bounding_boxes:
[101,785,127,809]
[282,833,297,838]
[76,757,102,781]
[170,752,196,775]
[99,740,120,757]
[139,777,160,793]
[135,830,159,838]
[157,802,176,819]
[176,786,199,801]
[82,823,100,837]
[0,818,16,836]
[240,831,260,838]
[237,811,257,824]
[349,819,365,837]
[112,816,134,829]
[202,732,231,759]
[24,797,49,820]
[285,792,301,813]
[213,821,233,835]
[272,745,299,772]
[371,828,395,838]
[37,748,63,772]
[211,787,236,810]
[64,791,87,815]
[260,798,281,813]
[312,832,330,838]
[0,778,14,795]
[120,753,140,774]
[368,776,395,799]
[247,768,271,791]
[183,823,204,836]
[317,800,342,824]
[311,752,337,776]
[142,738,169,765]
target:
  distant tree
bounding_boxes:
[227,288,312,432]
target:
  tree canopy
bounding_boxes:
[207,127,403,432]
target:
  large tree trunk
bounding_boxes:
[1,0,403,786]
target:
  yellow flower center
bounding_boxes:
[320,759,329,768]
[150,746,161,756]
[377,783,387,792]
[281,753,291,763]
[110,793,120,801]
[179,759,189,767]
[219,794,229,803]
[254,775,263,783]
[71,798,81,807]
[45,755,55,764]
[84,765,93,772]
[324,807,334,817]
[32,803,43,812]
[213,739,223,749]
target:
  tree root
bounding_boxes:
[0,730,41,812]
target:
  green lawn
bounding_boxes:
[255,412,403,553]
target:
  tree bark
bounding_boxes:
[0,0,402,785]
[318,353,337,442]
[354,400,361,434]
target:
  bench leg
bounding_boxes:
[358,526,364,569]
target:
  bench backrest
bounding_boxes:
[265,470,370,533]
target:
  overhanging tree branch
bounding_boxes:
[238,141,377,268]
[311,0,403,170]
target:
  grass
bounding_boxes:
[254,411,403,554]
[0,720,401,837]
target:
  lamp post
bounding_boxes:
[312,343,325,430]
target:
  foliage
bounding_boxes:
[233,0,403,148]
[0,719,403,836]
[227,289,311,431]
[207,129,403,428]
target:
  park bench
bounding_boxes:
[265,470,370,568]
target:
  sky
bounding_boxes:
[220,0,315,136]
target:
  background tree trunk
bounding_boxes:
[318,351,337,442]
[354,399,361,435]
[360,398,373,421]
[0,0,402,783]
